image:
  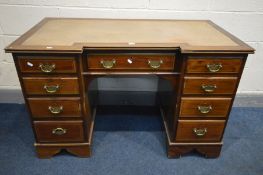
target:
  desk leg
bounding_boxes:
[167,144,222,158]
[35,143,91,158]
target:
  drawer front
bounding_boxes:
[87,54,175,70]
[34,121,84,142]
[28,97,81,118]
[180,97,232,118]
[176,120,225,142]
[186,58,242,73]
[23,77,79,95]
[183,77,238,95]
[18,57,77,73]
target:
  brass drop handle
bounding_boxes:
[201,84,217,93]
[198,105,212,114]
[148,59,163,69]
[193,128,207,137]
[100,59,116,69]
[52,128,67,135]
[44,85,60,93]
[206,63,222,73]
[39,63,55,73]
[48,106,63,114]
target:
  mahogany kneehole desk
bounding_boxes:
[5,18,254,158]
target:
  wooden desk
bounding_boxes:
[5,18,254,158]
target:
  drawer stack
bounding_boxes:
[175,56,244,148]
[17,56,84,144]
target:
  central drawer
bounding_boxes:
[87,54,175,70]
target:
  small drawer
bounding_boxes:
[28,97,81,118]
[34,120,84,143]
[18,57,77,73]
[87,54,175,71]
[186,58,243,74]
[180,97,232,118]
[176,120,225,142]
[23,77,79,95]
[183,77,238,95]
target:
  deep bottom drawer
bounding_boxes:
[34,121,84,143]
[176,120,225,142]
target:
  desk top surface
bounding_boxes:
[5,18,254,53]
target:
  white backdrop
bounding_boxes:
[0,0,262,98]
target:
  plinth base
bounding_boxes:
[35,143,91,158]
